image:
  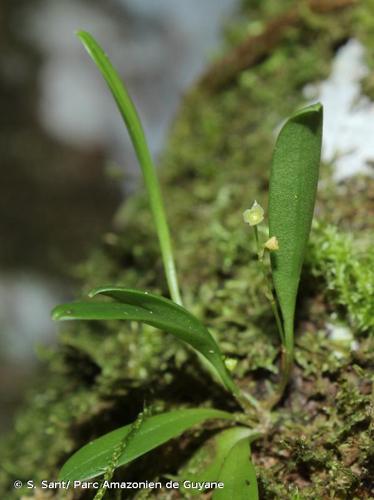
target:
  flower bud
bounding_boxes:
[264,236,279,251]
[224,358,238,372]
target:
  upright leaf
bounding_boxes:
[52,287,240,398]
[58,408,234,481]
[213,437,258,500]
[180,426,260,496]
[77,31,181,305]
[269,104,323,355]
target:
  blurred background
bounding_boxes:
[0,0,239,432]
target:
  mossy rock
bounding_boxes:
[1,1,373,499]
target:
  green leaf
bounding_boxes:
[77,30,181,305]
[180,426,260,496]
[213,436,258,500]
[58,408,234,481]
[269,103,323,353]
[52,287,239,397]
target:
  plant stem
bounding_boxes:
[280,343,294,393]
[236,388,262,413]
[252,226,296,407]
[253,226,284,344]
[267,340,294,408]
[233,387,272,428]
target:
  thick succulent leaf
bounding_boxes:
[213,437,258,500]
[52,287,239,397]
[269,103,323,347]
[59,408,233,481]
[180,426,259,496]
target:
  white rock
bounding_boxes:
[304,39,374,181]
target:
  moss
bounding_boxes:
[307,221,374,333]
[255,344,373,499]
[1,1,374,499]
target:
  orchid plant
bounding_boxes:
[52,31,323,499]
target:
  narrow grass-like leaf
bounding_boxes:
[180,426,260,496]
[59,408,234,481]
[213,437,258,500]
[269,104,323,360]
[52,287,239,398]
[77,31,181,305]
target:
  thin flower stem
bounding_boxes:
[252,226,292,408]
[253,226,285,344]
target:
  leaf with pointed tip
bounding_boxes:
[52,287,239,397]
[76,30,181,305]
[213,437,259,500]
[59,408,234,481]
[180,426,260,496]
[269,103,323,351]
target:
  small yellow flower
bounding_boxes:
[243,200,264,226]
[264,236,279,251]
